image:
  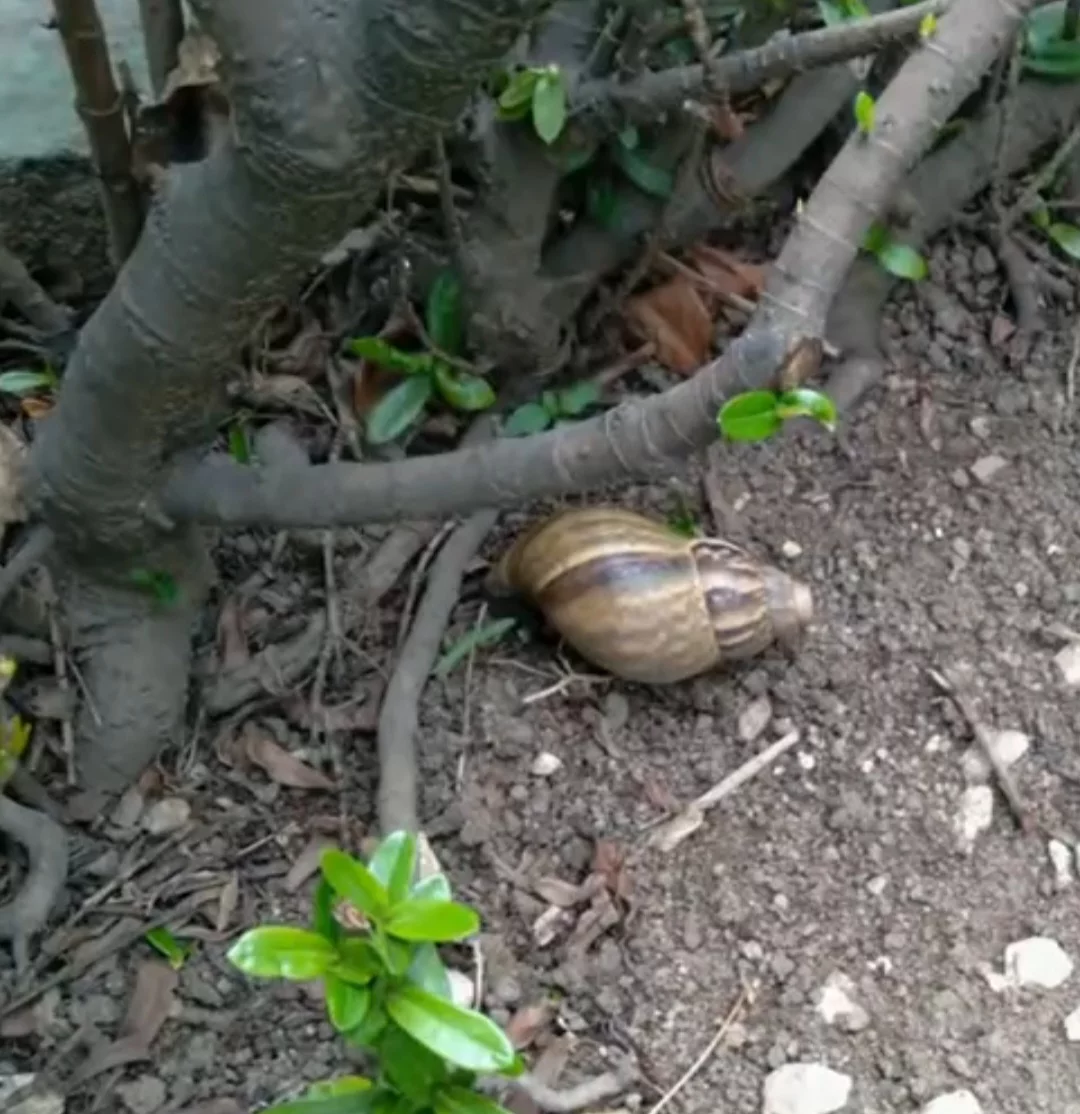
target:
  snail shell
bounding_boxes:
[489,506,813,684]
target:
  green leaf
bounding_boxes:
[617,125,639,149]
[503,402,552,438]
[406,942,454,998]
[817,0,869,24]
[1024,3,1080,78]
[144,926,193,969]
[264,1083,376,1114]
[344,999,388,1048]
[379,1025,449,1105]
[426,270,465,355]
[386,985,517,1074]
[1030,203,1053,230]
[555,381,600,417]
[874,240,928,280]
[307,1078,375,1099]
[0,369,56,396]
[776,388,838,431]
[853,90,875,133]
[434,1085,516,1114]
[325,975,373,1033]
[410,873,453,902]
[612,144,674,199]
[320,849,391,922]
[385,899,480,942]
[919,11,937,38]
[861,221,889,255]
[531,70,567,145]
[228,422,251,464]
[348,336,434,376]
[585,173,619,230]
[128,568,180,605]
[1047,221,1080,260]
[312,877,341,943]
[717,391,783,443]
[368,831,418,904]
[332,938,383,985]
[541,390,560,417]
[432,363,496,412]
[227,926,337,981]
[435,617,518,678]
[497,69,541,119]
[366,376,434,446]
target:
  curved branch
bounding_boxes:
[162,324,790,527]
[0,795,68,972]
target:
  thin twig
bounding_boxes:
[42,572,77,787]
[646,981,756,1114]
[1004,119,1080,232]
[927,666,1033,833]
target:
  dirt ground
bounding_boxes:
[4,231,1080,1114]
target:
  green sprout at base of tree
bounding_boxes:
[717,387,838,443]
[227,831,524,1114]
[346,271,497,446]
[861,222,928,281]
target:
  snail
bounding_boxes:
[487,506,813,684]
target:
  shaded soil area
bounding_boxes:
[4,232,1080,1114]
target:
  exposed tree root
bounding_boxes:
[506,1058,638,1113]
[0,795,68,972]
[0,245,73,341]
[55,532,212,794]
[0,526,55,615]
[378,507,498,834]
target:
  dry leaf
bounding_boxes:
[649,804,705,852]
[533,875,603,908]
[710,103,745,142]
[284,836,336,893]
[20,397,52,420]
[216,599,249,671]
[532,905,573,948]
[352,361,400,419]
[592,840,631,902]
[687,244,766,300]
[244,729,335,791]
[990,313,1016,348]
[565,890,621,956]
[641,775,679,813]
[268,319,331,381]
[0,424,27,532]
[505,1001,555,1049]
[625,275,712,375]
[161,30,222,102]
[215,872,240,932]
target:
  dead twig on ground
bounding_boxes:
[505,1055,639,1113]
[0,245,73,339]
[646,980,756,1114]
[927,667,1033,833]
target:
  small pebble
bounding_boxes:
[815,971,870,1032]
[968,416,992,440]
[993,936,1074,990]
[1065,1004,1080,1042]
[780,540,803,560]
[530,752,563,777]
[1049,839,1074,891]
[1055,643,1080,688]
[117,1075,167,1114]
[954,785,993,851]
[921,1091,983,1114]
[970,454,1007,484]
[141,797,191,835]
[960,729,1030,784]
[762,1063,852,1114]
[738,696,773,744]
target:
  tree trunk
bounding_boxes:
[25,0,551,794]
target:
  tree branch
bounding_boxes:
[162,0,1035,531]
[137,0,186,99]
[573,0,947,130]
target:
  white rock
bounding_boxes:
[781,540,803,560]
[0,1075,64,1114]
[969,416,992,440]
[921,1090,983,1114]
[1002,936,1074,989]
[530,751,563,777]
[970,454,1007,483]
[815,971,870,1032]
[960,729,1030,784]
[1056,643,1080,687]
[762,1063,852,1114]
[446,968,475,1009]
[1049,839,1074,891]
[1065,1004,1080,1042]
[738,695,773,743]
[954,785,993,851]
[141,797,191,835]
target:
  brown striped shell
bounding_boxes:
[489,506,813,684]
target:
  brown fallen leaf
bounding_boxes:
[246,372,326,417]
[565,890,622,957]
[161,29,221,102]
[625,274,712,375]
[215,872,240,932]
[20,397,52,420]
[687,243,766,301]
[284,836,337,893]
[533,874,604,909]
[244,728,336,791]
[269,318,331,381]
[216,599,249,671]
[592,840,632,903]
[505,1000,555,1050]
[990,312,1017,348]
